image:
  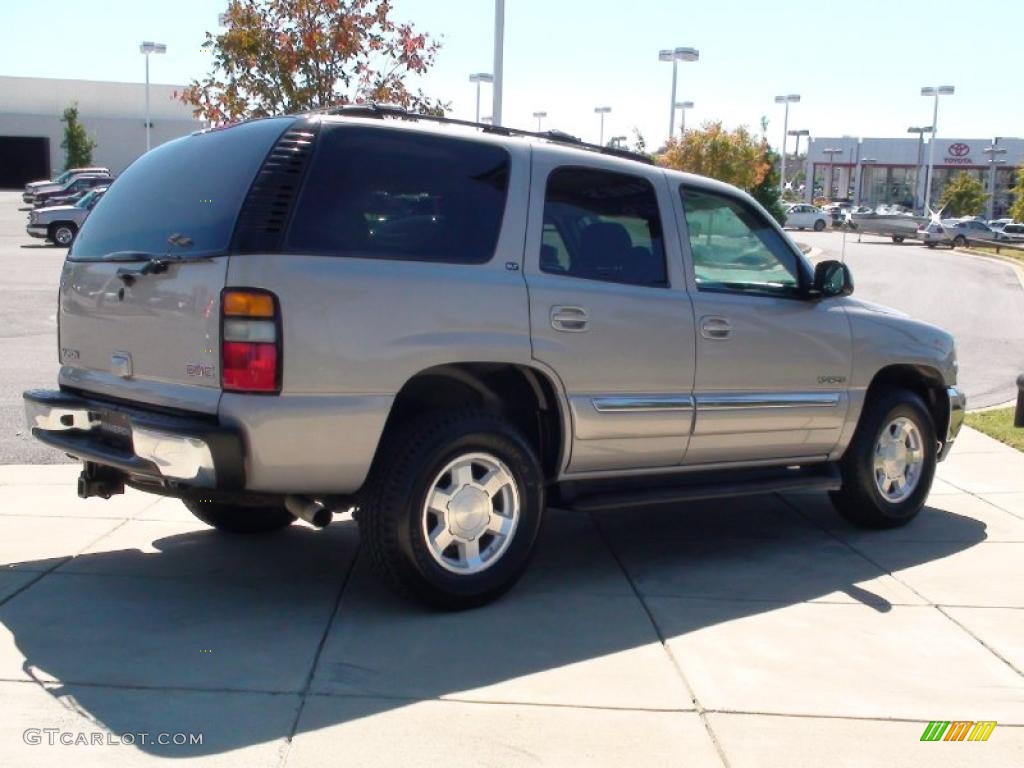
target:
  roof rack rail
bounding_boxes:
[312,102,654,165]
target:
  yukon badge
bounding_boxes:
[818,375,846,385]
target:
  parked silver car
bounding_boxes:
[24,109,965,608]
[26,187,108,246]
[23,167,110,204]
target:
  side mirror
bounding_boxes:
[811,260,854,298]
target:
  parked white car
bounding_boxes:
[783,204,828,231]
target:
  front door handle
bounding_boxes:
[700,316,731,340]
[551,305,589,332]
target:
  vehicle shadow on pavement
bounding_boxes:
[0,495,988,757]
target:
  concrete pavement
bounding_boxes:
[0,427,1022,766]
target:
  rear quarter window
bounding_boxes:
[70,117,295,260]
[285,126,510,264]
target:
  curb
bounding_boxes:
[954,247,1024,292]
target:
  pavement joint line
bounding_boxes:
[586,509,732,768]
[774,493,1024,681]
[277,543,361,768]
[0,676,301,697]
[701,708,1024,727]
[0,517,130,609]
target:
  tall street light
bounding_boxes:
[774,94,801,194]
[907,125,934,212]
[675,101,694,135]
[984,138,1008,220]
[469,73,494,123]
[787,129,809,193]
[594,107,612,146]
[921,85,954,213]
[659,47,699,139]
[822,147,844,200]
[139,41,167,152]
[492,0,505,126]
[533,111,548,132]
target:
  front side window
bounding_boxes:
[540,166,667,287]
[680,185,804,297]
[286,127,510,264]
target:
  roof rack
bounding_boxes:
[313,103,654,166]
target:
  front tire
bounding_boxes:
[892,236,905,244]
[183,498,296,534]
[813,219,826,231]
[953,235,967,248]
[49,223,77,247]
[359,410,545,610]
[830,389,936,528]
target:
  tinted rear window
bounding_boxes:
[285,126,510,264]
[70,118,294,260]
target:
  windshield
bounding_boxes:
[75,190,99,208]
[70,118,295,261]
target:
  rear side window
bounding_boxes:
[286,127,510,264]
[541,166,667,287]
[71,118,295,260]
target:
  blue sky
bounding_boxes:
[2,0,1019,149]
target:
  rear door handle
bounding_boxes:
[551,305,589,332]
[700,316,731,340]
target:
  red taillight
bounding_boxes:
[222,342,278,392]
[221,290,280,393]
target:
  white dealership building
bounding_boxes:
[803,135,1023,218]
[0,75,204,188]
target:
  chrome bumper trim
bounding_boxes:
[940,386,966,461]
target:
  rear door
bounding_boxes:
[58,117,295,414]
[524,155,696,473]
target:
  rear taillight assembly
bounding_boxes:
[221,289,281,393]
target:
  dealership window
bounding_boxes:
[862,166,918,208]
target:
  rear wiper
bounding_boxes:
[114,252,214,284]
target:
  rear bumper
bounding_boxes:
[939,386,966,461]
[23,389,245,491]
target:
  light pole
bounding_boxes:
[469,73,494,123]
[774,94,801,194]
[907,125,934,213]
[658,47,699,139]
[594,106,612,146]
[533,111,548,132]
[787,129,809,193]
[675,101,694,135]
[822,147,844,200]
[492,0,505,126]
[139,41,167,152]
[984,138,1008,220]
[921,85,954,214]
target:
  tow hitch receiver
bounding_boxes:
[78,462,125,500]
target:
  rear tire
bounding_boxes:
[892,236,905,243]
[830,389,936,529]
[359,410,545,610]
[183,498,296,534]
[926,243,937,249]
[813,219,826,231]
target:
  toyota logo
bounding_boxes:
[949,142,970,157]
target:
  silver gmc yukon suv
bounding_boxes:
[24,106,966,609]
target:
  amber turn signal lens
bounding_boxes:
[223,290,275,318]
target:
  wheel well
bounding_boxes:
[865,365,948,439]
[48,221,76,234]
[380,363,565,481]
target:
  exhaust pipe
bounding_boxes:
[285,496,333,529]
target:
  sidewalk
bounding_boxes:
[0,428,1021,766]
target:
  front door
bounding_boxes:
[524,158,696,474]
[675,184,853,465]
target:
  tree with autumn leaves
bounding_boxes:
[657,122,786,223]
[178,0,446,123]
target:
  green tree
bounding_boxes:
[178,0,446,123]
[1009,167,1024,223]
[750,146,787,224]
[60,104,96,170]
[939,172,988,217]
[656,120,768,190]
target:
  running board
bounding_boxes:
[560,463,842,513]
